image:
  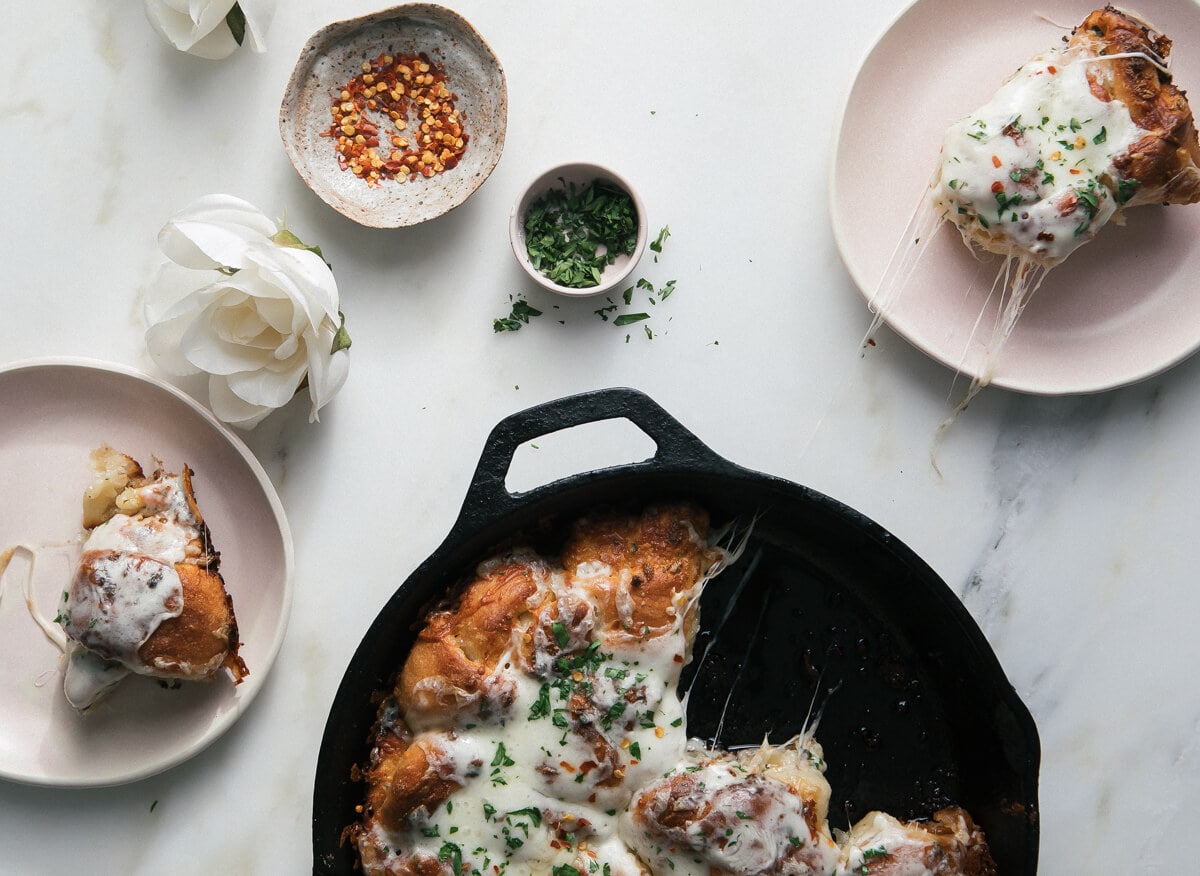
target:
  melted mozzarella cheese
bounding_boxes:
[63,643,130,711]
[365,566,693,875]
[64,551,184,666]
[933,46,1143,265]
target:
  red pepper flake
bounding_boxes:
[990,180,1004,193]
[322,51,469,187]
[991,155,1002,168]
[1047,65,1058,74]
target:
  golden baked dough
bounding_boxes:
[61,447,245,710]
[1077,7,1200,206]
[349,503,995,876]
[137,561,243,680]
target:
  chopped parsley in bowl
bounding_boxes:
[509,162,648,297]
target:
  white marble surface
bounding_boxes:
[2,1,1199,873]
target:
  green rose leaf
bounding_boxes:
[271,228,325,261]
[226,3,247,46]
[331,311,352,355]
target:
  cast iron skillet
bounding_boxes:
[312,387,1040,874]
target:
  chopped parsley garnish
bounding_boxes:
[529,683,552,720]
[505,807,542,828]
[437,842,463,873]
[1116,177,1140,204]
[551,620,570,648]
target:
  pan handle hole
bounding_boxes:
[504,418,657,494]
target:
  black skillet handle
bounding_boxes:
[459,387,733,517]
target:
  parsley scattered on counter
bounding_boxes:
[594,302,618,321]
[493,297,543,332]
[613,313,650,326]
[649,224,670,259]
[524,179,638,288]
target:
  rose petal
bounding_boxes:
[245,244,340,329]
[179,23,241,60]
[249,295,296,335]
[159,195,277,270]
[143,0,240,58]
[181,308,278,376]
[145,316,202,376]
[208,299,275,350]
[208,376,274,429]
[143,261,204,325]
[225,359,307,408]
[304,324,351,421]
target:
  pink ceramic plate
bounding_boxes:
[831,0,1200,394]
[0,358,293,787]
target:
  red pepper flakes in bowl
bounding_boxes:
[320,51,470,187]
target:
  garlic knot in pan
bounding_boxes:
[59,446,246,711]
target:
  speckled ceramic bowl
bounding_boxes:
[509,162,649,298]
[280,4,507,228]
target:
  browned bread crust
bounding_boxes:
[138,561,245,681]
[1077,6,1200,204]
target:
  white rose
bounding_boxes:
[144,0,276,59]
[145,194,350,430]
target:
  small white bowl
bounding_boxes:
[509,162,648,298]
